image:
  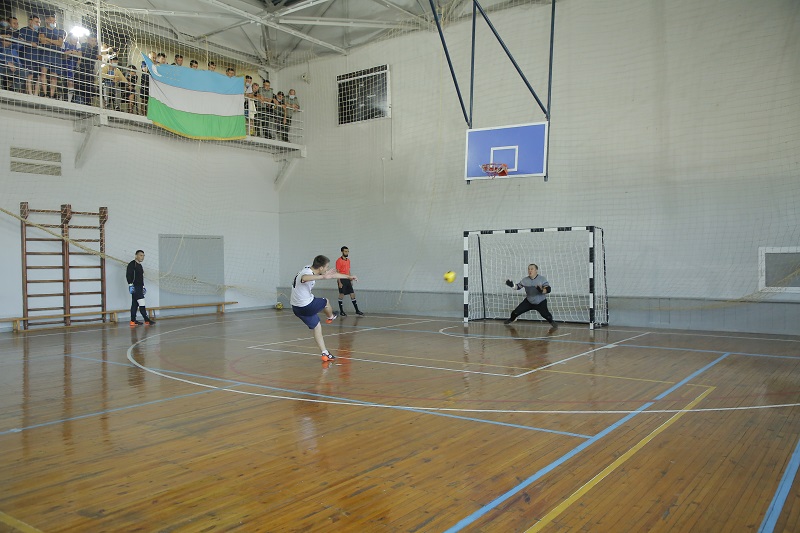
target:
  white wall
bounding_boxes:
[276,0,800,321]
[0,110,282,325]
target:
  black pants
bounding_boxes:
[130,286,149,321]
[510,298,554,323]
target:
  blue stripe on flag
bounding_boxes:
[141,53,244,95]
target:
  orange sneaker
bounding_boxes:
[321,352,336,362]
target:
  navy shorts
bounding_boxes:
[292,297,328,329]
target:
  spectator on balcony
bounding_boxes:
[273,90,290,142]
[225,66,235,77]
[6,17,20,47]
[258,79,275,139]
[18,15,41,96]
[244,75,253,132]
[172,54,183,66]
[207,61,216,71]
[76,34,100,105]
[124,64,138,113]
[39,14,65,98]
[100,54,126,110]
[62,32,81,102]
[285,88,300,140]
[189,59,198,69]
[0,32,21,92]
[156,52,166,65]
[139,60,149,114]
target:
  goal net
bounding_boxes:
[465,227,608,328]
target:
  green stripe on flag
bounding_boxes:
[147,98,246,140]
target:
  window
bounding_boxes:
[337,65,390,125]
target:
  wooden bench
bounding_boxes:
[0,301,238,333]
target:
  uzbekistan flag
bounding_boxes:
[142,54,246,140]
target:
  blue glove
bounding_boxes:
[143,287,147,296]
[129,284,134,294]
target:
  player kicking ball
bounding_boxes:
[291,255,359,362]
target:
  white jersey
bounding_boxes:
[290,266,315,307]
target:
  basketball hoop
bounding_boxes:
[480,163,508,179]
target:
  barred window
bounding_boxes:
[337,65,390,125]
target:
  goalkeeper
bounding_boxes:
[504,263,557,329]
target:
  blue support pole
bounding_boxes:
[472,0,547,116]
[428,0,471,127]
[545,0,556,181]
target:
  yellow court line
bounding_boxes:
[525,386,716,532]
[0,512,43,533]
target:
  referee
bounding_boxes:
[336,246,364,316]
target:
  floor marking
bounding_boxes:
[515,332,652,377]
[525,387,715,532]
[444,353,731,532]
[0,511,44,532]
[0,389,219,436]
[246,318,438,349]
[759,433,800,533]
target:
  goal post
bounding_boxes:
[463,226,608,329]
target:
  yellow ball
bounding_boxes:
[444,271,456,283]
[275,302,284,310]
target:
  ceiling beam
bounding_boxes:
[103,8,240,19]
[366,0,435,29]
[275,0,334,17]
[195,0,347,55]
[188,20,251,41]
[278,16,417,29]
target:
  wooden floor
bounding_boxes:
[1,310,799,532]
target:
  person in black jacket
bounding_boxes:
[126,250,155,326]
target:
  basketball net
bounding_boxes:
[480,163,508,179]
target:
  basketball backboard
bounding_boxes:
[465,122,547,181]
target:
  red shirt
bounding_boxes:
[335,256,350,275]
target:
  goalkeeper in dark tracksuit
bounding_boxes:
[126,249,155,326]
[504,263,557,329]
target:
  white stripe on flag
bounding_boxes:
[149,78,243,117]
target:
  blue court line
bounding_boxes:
[0,389,218,436]
[444,352,731,532]
[758,435,800,532]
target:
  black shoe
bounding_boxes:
[130,320,143,326]
[503,317,515,325]
[549,321,558,329]
[355,311,364,316]
[340,310,347,316]
[146,318,156,325]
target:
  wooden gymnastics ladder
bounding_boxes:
[19,202,109,331]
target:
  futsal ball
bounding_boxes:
[444,271,456,283]
[275,302,284,310]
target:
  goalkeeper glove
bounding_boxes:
[505,280,514,288]
[128,284,134,294]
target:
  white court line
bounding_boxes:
[438,325,571,341]
[249,346,515,377]
[246,318,439,349]
[515,332,652,377]
[126,320,800,415]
